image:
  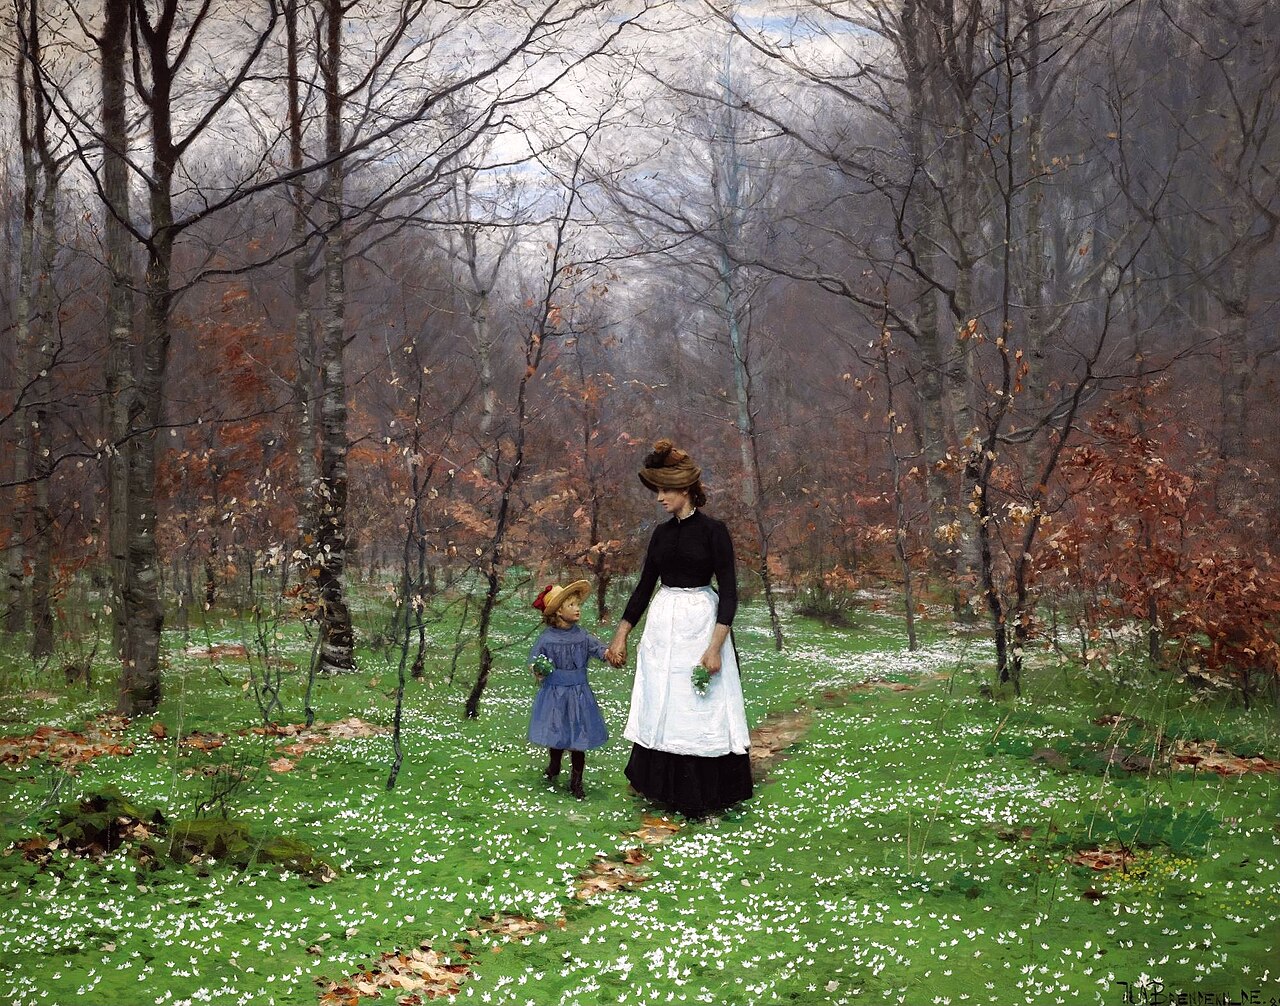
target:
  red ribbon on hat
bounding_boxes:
[533,584,554,611]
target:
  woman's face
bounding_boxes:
[657,487,692,516]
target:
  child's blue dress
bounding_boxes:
[527,625,609,750]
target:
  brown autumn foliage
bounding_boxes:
[1038,387,1280,689]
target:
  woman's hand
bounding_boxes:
[605,645,626,667]
[700,648,722,674]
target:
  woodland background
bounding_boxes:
[1,0,1278,716]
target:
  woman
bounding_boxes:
[605,439,752,818]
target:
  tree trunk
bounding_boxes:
[466,355,542,718]
[100,0,134,657]
[30,144,58,660]
[1020,2,1050,414]
[120,226,174,716]
[1217,258,1251,465]
[465,174,580,716]
[119,2,186,716]
[315,0,354,672]
[714,34,782,649]
[881,335,919,651]
[285,0,319,555]
[6,16,38,634]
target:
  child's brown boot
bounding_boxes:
[569,751,585,799]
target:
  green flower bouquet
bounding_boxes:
[531,654,555,680]
[691,663,712,696]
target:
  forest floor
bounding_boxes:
[0,592,1277,1006]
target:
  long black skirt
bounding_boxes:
[625,743,753,817]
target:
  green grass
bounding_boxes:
[0,589,1276,1006]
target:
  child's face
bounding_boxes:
[558,598,582,624]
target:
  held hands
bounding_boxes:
[604,625,629,668]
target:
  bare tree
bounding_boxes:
[115,0,281,714]
[439,156,522,475]
[1154,1,1279,475]
[588,14,791,648]
[4,0,69,660]
[99,0,134,657]
[464,134,595,719]
[284,0,319,561]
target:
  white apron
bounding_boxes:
[624,586,751,756]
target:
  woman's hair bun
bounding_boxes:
[645,438,686,469]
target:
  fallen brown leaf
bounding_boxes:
[1067,845,1134,872]
[1172,740,1280,776]
[471,913,551,940]
[575,855,649,899]
[179,731,227,752]
[628,815,681,845]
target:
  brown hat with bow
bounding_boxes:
[638,438,701,491]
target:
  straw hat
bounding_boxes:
[533,580,591,619]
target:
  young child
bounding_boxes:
[527,579,609,799]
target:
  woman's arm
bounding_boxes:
[620,528,661,627]
[701,622,731,673]
[701,520,737,673]
[711,520,738,627]
[609,528,661,665]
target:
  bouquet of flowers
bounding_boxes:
[691,663,712,696]
[531,655,555,680]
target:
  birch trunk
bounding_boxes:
[5,17,37,633]
[119,221,173,716]
[315,0,354,672]
[100,0,133,656]
[120,2,184,716]
[30,194,56,659]
[286,0,319,552]
[715,27,783,648]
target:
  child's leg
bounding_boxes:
[569,750,585,799]
[545,748,564,780]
